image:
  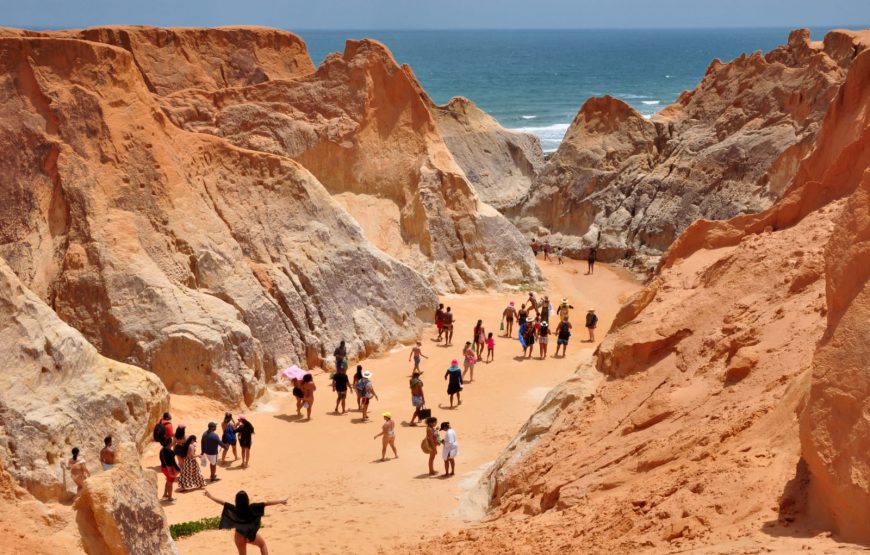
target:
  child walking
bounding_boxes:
[485,332,495,362]
[409,341,428,372]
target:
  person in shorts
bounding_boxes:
[201,422,226,481]
[440,422,458,476]
[331,366,351,414]
[585,309,599,342]
[409,370,426,426]
[435,303,445,341]
[555,318,573,357]
[236,416,255,468]
[538,321,550,359]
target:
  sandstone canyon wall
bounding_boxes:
[428,96,544,210]
[159,38,540,293]
[516,28,869,271]
[413,42,870,555]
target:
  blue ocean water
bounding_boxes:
[299,28,839,152]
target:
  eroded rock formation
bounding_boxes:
[517,28,869,271]
[429,96,544,209]
[0,34,439,404]
[412,40,870,555]
[159,38,539,292]
[0,259,168,501]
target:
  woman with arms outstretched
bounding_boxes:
[204,489,287,554]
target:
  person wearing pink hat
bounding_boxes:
[502,301,517,338]
[444,359,463,408]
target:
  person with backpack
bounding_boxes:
[235,416,255,468]
[62,447,90,495]
[585,309,599,342]
[331,366,351,415]
[357,370,379,422]
[554,318,573,357]
[153,412,174,445]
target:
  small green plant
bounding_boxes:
[169,516,221,540]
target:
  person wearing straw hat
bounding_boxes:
[502,301,517,338]
[585,308,599,342]
[358,370,379,422]
[557,298,573,321]
[373,412,398,461]
[538,321,551,359]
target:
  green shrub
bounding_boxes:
[169,516,221,540]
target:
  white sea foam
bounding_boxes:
[641,100,660,105]
[642,114,653,120]
[510,122,570,153]
[618,93,651,99]
[520,115,537,119]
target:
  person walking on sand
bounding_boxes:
[485,332,495,362]
[177,435,207,491]
[221,413,239,463]
[517,303,529,335]
[539,321,551,359]
[235,416,255,468]
[557,298,573,322]
[522,317,537,358]
[291,377,305,416]
[462,341,477,382]
[100,436,115,471]
[331,366,351,414]
[301,373,317,420]
[587,247,597,275]
[374,412,398,461]
[540,295,552,323]
[473,320,486,359]
[333,340,348,373]
[502,301,517,338]
[543,241,551,262]
[159,438,180,502]
[557,247,564,265]
[153,412,174,446]
[425,416,440,476]
[440,422,458,477]
[445,359,463,408]
[526,292,538,315]
[409,341,428,372]
[585,309,599,342]
[358,370,379,422]
[353,365,364,411]
[554,317,573,357]
[531,238,539,257]
[435,303,445,341]
[409,370,426,426]
[202,422,227,481]
[442,307,455,346]
[204,489,287,555]
[62,447,90,494]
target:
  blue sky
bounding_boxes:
[1,0,868,30]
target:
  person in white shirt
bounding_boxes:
[440,422,458,477]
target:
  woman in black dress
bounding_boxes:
[444,359,463,408]
[235,416,255,468]
[204,489,287,554]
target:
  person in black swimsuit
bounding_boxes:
[235,416,255,468]
[204,489,287,555]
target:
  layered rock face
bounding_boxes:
[160,38,539,292]
[517,28,869,270]
[415,45,870,555]
[0,259,168,501]
[429,96,544,209]
[0,34,439,404]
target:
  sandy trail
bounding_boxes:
[151,260,639,554]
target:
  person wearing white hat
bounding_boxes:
[585,309,599,342]
[502,301,518,338]
[373,412,397,461]
[358,370,379,422]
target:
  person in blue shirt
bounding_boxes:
[201,422,226,482]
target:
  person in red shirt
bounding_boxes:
[161,412,174,442]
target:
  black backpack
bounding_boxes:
[153,420,166,443]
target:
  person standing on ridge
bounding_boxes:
[587,247,597,275]
[409,370,426,426]
[201,422,227,481]
[99,436,115,471]
[373,412,398,461]
[409,340,428,372]
[585,309,599,342]
[235,416,255,468]
[502,301,517,338]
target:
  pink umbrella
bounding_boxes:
[281,365,307,381]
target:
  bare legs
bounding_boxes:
[381,438,397,461]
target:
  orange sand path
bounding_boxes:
[150,260,640,554]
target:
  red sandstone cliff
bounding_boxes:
[518,28,869,271]
[410,41,870,555]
